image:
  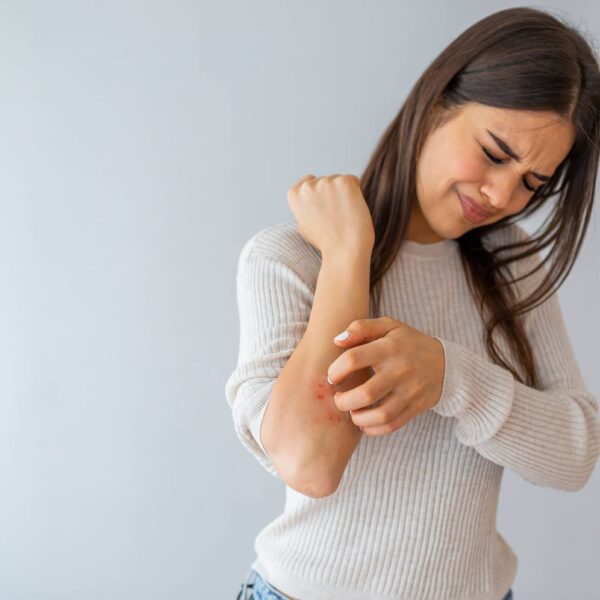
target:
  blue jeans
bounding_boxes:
[237,567,514,599]
[237,567,293,599]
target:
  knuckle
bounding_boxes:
[382,336,395,350]
[378,406,393,422]
[404,360,418,377]
[345,351,360,369]
[360,387,377,404]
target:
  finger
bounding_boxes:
[357,398,416,436]
[349,391,398,427]
[290,174,317,188]
[333,317,401,347]
[333,368,393,412]
[327,338,388,386]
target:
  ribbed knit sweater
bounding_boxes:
[225,218,600,600]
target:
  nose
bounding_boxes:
[480,171,519,211]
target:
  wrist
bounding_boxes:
[322,244,373,265]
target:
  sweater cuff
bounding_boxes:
[231,379,280,478]
[431,336,515,445]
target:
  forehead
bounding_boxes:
[462,102,574,169]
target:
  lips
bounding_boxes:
[458,191,494,223]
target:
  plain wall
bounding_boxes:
[1,1,599,598]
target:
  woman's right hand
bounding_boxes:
[287,174,375,258]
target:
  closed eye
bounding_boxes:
[480,145,541,193]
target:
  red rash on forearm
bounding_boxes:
[313,376,344,424]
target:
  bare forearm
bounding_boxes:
[261,248,372,497]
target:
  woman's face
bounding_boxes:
[409,101,575,243]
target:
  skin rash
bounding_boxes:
[313,376,343,424]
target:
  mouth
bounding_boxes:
[457,191,495,224]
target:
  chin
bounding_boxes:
[429,218,461,241]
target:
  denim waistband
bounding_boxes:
[237,568,513,600]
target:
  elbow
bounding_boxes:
[562,415,600,492]
[263,444,336,498]
[570,428,600,492]
[564,473,592,493]
[285,464,339,499]
[260,395,339,498]
[552,451,599,493]
[287,480,336,499]
[567,456,600,492]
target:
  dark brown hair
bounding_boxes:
[360,6,600,388]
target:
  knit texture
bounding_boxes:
[225,218,600,600]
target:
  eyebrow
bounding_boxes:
[486,129,552,182]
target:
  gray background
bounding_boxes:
[2,1,599,598]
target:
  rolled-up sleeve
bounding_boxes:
[224,237,313,478]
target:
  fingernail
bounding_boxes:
[327,375,334,385]
[334,331,350,342]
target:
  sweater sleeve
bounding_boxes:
[431,251,600,492]
[224,237,313,478]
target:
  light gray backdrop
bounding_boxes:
[2,1,599,599]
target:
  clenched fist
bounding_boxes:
[287,174,375,258]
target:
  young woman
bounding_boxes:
[227,7,600,600]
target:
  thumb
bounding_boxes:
[332,317,401,346]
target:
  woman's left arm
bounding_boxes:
[432,285,600,492]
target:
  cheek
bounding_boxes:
[448,151,484,182]
[510,192,532,215]
[418,142,485,201]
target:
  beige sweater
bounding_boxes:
[225,218,600,600]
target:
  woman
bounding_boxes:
[227,7,600,599]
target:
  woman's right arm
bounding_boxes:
[261,246,373,498]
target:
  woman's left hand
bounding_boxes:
[326,317,446,436]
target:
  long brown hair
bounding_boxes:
[360,7,600,388]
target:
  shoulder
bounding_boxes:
[238,218,322,288]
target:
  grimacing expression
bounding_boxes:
[414,102,575,240]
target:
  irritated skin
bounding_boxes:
[313,376,344,424]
